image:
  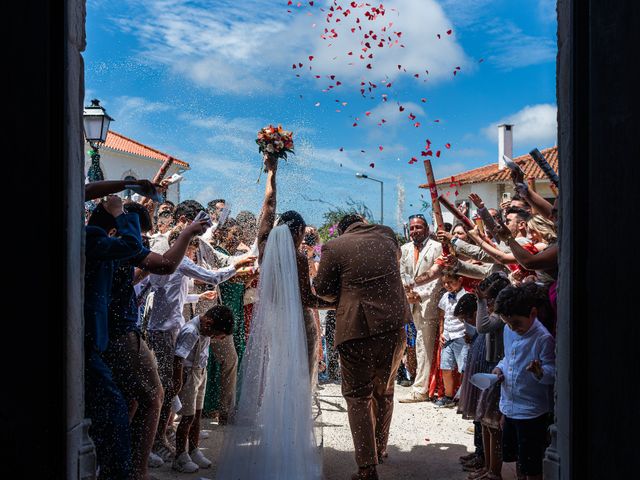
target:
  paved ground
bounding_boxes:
[151,382,516,479]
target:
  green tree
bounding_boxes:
[317,198,374,242]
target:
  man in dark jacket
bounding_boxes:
[84,194,144,479]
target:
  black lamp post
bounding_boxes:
[356,172,384,224]
[83,99,114,182]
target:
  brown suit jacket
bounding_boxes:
[314,222,412,347]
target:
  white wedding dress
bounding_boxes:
[215,225,322,480]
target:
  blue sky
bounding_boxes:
[85,0,557,230]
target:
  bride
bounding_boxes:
[215,155,334,479]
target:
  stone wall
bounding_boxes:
[66,0,96,478]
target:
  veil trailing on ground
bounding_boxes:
[215,225,322,480]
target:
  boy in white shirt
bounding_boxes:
[435,268,469,408]
[493,284,555,480]
[172,305,235,473]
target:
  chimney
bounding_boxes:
[497,124,513,170]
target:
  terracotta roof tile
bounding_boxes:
[419,146,557,188]
[102,131,190,168]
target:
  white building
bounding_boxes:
[420,124,558,225]
[84,130,190,204]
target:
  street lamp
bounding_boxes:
[83,98,114,182]
[356,172,384,224]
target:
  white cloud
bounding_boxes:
[482,103,557,146]
[113,0,471,94]
[363,101,425,126]
[306,0,472,85]
[440,0,494,28]
[484,20,556,70]
[112,96,172,115]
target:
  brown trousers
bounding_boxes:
[338,327,406,467]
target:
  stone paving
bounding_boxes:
[151,382,517,480]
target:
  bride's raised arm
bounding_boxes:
[257,154,278,264]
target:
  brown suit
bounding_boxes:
[314,222,411,467]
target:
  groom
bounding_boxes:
[314,214,412,480]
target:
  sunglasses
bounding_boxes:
[408,214,427,221]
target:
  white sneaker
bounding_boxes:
[199,430,210,440]
[172,451,199,473]
[148,451,164,468]
[190,448,212,468]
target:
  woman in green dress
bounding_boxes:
[203,219,256,416]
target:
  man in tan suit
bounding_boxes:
[398,214,444,403]
[314,215,411,480]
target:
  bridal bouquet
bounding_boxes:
[256,125,294,181]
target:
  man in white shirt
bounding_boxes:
[148,211,174,254]
[398,214,444,403]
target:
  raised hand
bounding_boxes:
[492,220,512,242]
[514,182,529,199]
[103,195,124,217]
[468,193,485,209]
[184,219,209,236]
[457,201,469,216]
[133,179,157,197]
[475,284,489,300]
[510,166,525,185]
[436,229,453,243]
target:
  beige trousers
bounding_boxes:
[411,317,439,396]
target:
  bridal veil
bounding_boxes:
[215,225,322,479]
